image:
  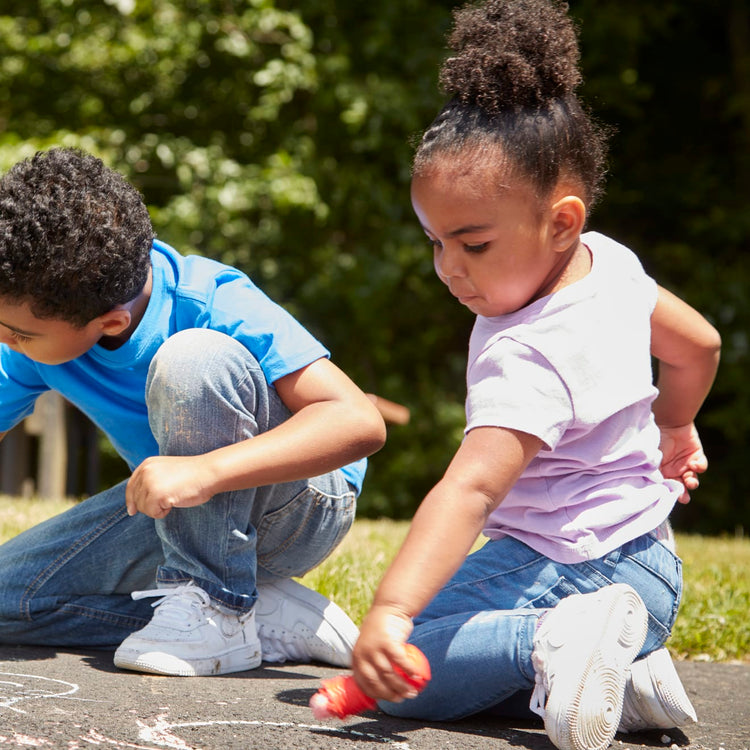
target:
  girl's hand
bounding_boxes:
[125,455,214,518]
[352,605,418,703]
[658,422,708,504]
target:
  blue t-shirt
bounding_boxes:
[0,240,366,491]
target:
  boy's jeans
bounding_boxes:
[382,531,682,721]
[0,329,356,648]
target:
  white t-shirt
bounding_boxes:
[466,231,682,562]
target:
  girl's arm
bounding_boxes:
[352,425,542,702]
[651,285,721,501]
[126,357,387,517]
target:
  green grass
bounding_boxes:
[2,496,748,662]
[670,534,750,662]
[0,495,79,541]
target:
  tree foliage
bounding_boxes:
[0,0,745,533]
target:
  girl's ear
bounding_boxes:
[550,195,586,252]
[96,308,132,337]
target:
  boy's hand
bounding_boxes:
[658,422,708,504]
[352,604,418,703]
[126,455,213,518]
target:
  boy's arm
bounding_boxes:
[651,285,721,501]
[352,424,542,702]
[126,357,386,518]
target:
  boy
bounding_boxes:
[0,147,386,676]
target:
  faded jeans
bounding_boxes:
[381,531,682,721]
[0,329,356,648]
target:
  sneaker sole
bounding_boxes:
[256,578,359,667]
[114,644,261,676]
[547,585,648,750]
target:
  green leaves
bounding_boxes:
[0,0,746,530]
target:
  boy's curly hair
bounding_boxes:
[0,148,154,327]
[414,0,610,209]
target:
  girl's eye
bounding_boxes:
[428,238,442,250]
[464,242,488,254]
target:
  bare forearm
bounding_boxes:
[352,426,542,702]
[652,353,719,427]
[372,426,542,619]
[651,286,721,427]
[200,397,385,495]
[373,480,491,619]
[126,358,387,518]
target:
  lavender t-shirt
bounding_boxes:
[466,232,682,563]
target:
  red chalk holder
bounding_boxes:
[309,644,431,720]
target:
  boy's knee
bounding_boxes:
[147,329,260,404]
[150,328,236,373]
[145,330,272,451]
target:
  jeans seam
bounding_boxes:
[61,602,150,630]
[230,357,266,440]
[440,555,545,594]
[19,505,132,622]
[256,488,354,564]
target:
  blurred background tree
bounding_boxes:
[0,0,745,534]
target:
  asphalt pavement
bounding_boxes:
[0,645,747,750]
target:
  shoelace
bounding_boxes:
[528,648,549,719]
[529,672,548,719]
[131,584,212,628]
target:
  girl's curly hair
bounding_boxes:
[414,0,610,209]
[0,148,154,327]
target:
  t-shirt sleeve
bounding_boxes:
[199,270,330,384]
[465,338,573,450]
[0,350,48,431]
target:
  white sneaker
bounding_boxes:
[529,584,648,750]
[619,648,697,733]
[255,578,359,667]
[113,583,261,676]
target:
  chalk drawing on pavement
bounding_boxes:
[0,672,80,714]
[0,671,414,749]
[137,714,415,749]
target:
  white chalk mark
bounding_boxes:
[78,728,160,748]
[137,713,413,749]
[0,673,79,714]
[0,735,53,746]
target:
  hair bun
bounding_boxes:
[440,0,582,113]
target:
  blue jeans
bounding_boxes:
[381,532,682,721]
[0,329,356,648]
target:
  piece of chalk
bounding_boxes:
[309,644,430,720]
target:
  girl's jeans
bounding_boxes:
[382,531,682,721]
[0,329,356,648]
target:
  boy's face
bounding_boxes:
[0,299,108,365]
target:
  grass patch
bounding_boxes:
[303,524,750,663]
[670,533,750,662]
[0,495,78,541]
[300,518,410,624]
[2,496,748,662]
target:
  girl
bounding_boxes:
[351,2,720,750]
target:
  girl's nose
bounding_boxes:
[434,244,466,280]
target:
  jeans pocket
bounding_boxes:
[256,485,355,579]
[611,534,683,648]
[522,576,581,610]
